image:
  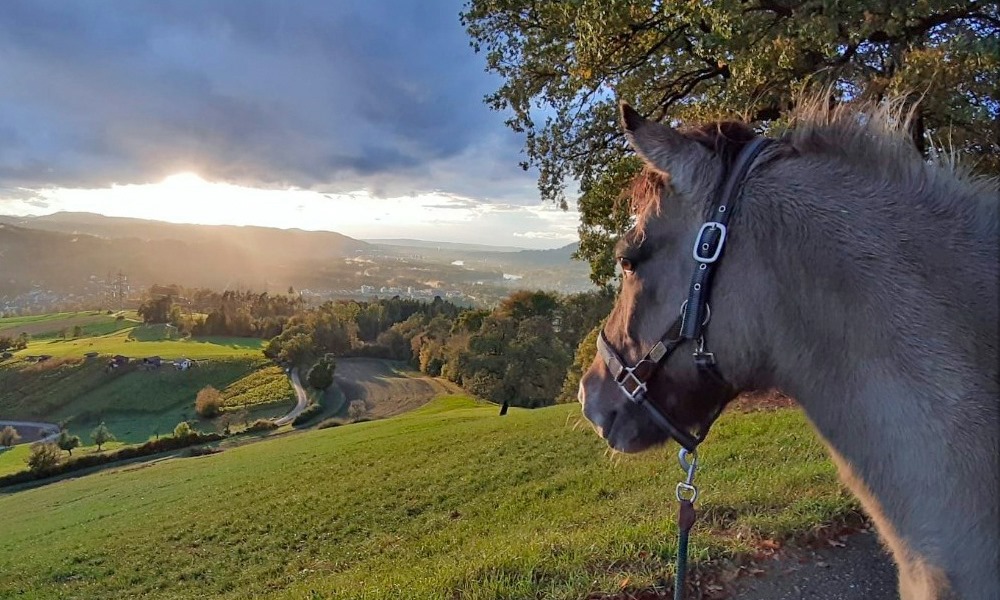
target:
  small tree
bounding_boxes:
[0,425,21,448]
[26,442,61,473]
[307,355,336,391]
[173,421,193,438]
[57,430,81,456]
[72,325,84,338]
[91,422,115,451]
[195,385,223,418]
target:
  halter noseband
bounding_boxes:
[597,137,773,452]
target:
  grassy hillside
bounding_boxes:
[334,358,464,419]
[0,397,854,599]
[14,326,263,360]
[0,356,283,445]
[0,311,140,339]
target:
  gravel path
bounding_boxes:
[729,530,898,599]
[272,369,308,426]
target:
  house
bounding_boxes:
[141,356,162,369]
[175,358,193,371]
[108,355,129,369]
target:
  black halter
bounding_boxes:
[597,137,772,452]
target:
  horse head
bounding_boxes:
[579,103,771,453]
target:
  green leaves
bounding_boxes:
[463,0,1000,283]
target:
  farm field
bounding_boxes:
[0,396,855,600]
[334,358,464,419]
[0,311,140,338]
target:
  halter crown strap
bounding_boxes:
[598,136,773,452]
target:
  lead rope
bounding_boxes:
[674,448,699,600]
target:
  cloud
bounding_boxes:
[0,1,539,202]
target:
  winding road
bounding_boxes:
[273,369,309,426]
[0,420,60,444]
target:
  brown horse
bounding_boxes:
[578,98,998,599]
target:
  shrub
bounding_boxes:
[195,385,223,418]
[292,403,324,426]
[173,421,193,438]
[26,442,61,473]
[183,446,221,458]
[245,419,278,433]
[317,418,347,430]
[0,425,21,448]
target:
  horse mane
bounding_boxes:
[625,96,997,236]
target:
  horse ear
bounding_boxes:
[620,102,710,194]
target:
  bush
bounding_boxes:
[26,442,61,473]
[0,425,21,448]
[317,418,347,430]
[292,403,324,426]
[183,446,221,458]
[173,421,193,438]
[245,419,278,433]
[195,385,223,418]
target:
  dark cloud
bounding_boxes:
[0,0,538,201]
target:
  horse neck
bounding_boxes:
[725,160,999,546]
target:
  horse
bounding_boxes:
[578,97,999,599]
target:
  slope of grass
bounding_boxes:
[0,357,274,445]
[0,311,140,339]
[15,326,263,360]
[0,397,854,600]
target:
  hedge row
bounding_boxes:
[0,432,225,488]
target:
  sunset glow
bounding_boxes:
[9,174,579,248]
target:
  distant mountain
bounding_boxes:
[0,212,595,306]
[0,212,369,262]
[366,238,528,253]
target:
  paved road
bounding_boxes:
[729,530,898,599]
[273,369,309,426]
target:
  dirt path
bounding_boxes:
[727,530,898,599]
[272,369,308,426]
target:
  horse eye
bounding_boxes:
[618,257,635,274]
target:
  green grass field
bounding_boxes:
[0,396,854,599]
[0,311,141,339]
[15,326,263,360]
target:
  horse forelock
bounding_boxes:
[626,121,758,239]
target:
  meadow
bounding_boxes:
[0,396,855,599]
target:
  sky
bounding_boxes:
[0,1,579,248]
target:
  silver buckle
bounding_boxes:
[618,367,648,402]
[692,222,727,263]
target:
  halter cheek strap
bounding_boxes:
[598,137,773,452]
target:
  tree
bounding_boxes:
[26,442,61,473]
[0,425,20,448]
[137,295,175,324]
[72,325,84,338]
[307,355,336,391]
[462,1,1000,285]
[173,421,193,438]
[195,385,223,418]
[57,430,81,456]
[91,422,115,451]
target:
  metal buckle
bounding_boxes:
[618,366,648,402]
[692,222,727,263]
